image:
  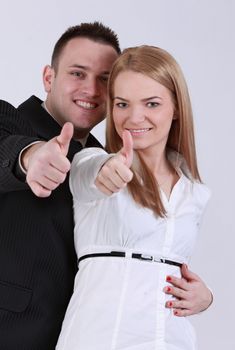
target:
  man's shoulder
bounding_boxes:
[0,99,17,114]
[17,95,43,113]
[0,95,43,119]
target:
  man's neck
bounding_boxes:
[41,101,89,147]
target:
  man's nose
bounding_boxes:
[82,78,100,97]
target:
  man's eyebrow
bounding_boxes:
[68,64,88,69]
[68,64,110,74]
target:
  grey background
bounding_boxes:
[0,0,234,348]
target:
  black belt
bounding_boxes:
[78,251,182,268]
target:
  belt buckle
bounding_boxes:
[140,254,154,261]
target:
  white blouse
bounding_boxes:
[56,148,210,350]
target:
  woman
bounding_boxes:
[56,46,211,350]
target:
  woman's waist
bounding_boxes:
[76,245,186,268]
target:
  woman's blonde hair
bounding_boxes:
[106,45,201,217]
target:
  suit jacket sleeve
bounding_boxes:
[0,100,41,193]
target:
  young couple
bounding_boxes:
[0,22,211,349]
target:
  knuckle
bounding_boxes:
[101,164,110,176]
[175,300,183,309]
[178,289,184,298]
[51,182,59,190]
[57,173,66,184]
[96,173,102,182]
[34,188,46,197]
[95,178,101,188]
[61,173,67,183]
[127,172,133,182]
[65,159,71,172]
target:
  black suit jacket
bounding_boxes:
[0,96,102,350]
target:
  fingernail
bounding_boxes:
[168,301,173,307]
[174,310,178,315]
[166,287,171,292]
[166,276,172,282]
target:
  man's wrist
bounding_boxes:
[20,141,45,173]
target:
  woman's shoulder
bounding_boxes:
[192,181,211,201]
[167,149,211,208]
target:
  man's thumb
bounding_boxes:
[57,122,74,156]
[120,130,133,168]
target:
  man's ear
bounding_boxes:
[43,65,55,93]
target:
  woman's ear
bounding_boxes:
[173,109,179,120]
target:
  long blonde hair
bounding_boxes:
[106,45,201,217]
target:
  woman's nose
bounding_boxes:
[128,107,146,122]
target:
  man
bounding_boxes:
[0,22,212,350]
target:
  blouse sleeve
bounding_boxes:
[69,147,114,202]
[193,182,211,228]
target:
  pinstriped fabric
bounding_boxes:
[0,99,39,191]
[0,96,102,349]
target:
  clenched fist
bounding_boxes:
[95,130,134,195]
[22,122,74,197]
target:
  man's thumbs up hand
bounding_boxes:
[57,122,74,156]
[22,122,74,197]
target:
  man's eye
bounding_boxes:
[71,72,84,78]
[100,76,109,83]
[146,102,159,108]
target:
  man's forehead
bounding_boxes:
[59,38,118,71]
[63,37,117,58]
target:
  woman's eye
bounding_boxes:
[116,102,128,108]
[146,102,159,108]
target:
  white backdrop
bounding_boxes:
[0,0,234,349]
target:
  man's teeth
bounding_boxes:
[77,101,97,109]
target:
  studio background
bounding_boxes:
[0,0,234,349]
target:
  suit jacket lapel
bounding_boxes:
[17,95,103,161]
[17,95,61,140]
[85,133,103,149]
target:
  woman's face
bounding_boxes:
[112,70,175,157]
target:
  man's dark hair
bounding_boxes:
[51,21,121,70]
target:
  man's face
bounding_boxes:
[43,37,118,138]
